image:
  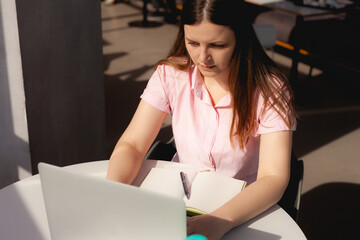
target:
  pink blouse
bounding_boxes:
[141,64,296,183]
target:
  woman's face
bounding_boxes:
[184,21,236,81]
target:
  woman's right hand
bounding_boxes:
[106,100,168,184]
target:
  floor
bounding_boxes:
[101,1,360,239]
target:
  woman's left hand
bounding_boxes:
[187,214,232,240]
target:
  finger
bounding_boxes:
[187,225,195,236]
[186,216,196,227]
[187,222,196,236]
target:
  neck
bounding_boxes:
[203,69,230,92]
[203,72,230,105]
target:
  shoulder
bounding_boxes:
[253,75,296,131]
[253,74,286,116]
[168,56,188,64]
[154,62,191,82]
[256,74,291,104]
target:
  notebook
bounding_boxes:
[38,162,187,240]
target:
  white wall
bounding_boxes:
[0,0,32,189]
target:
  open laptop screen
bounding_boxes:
[38,162,187,240]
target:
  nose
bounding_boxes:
[199,47,211,64]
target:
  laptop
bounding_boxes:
[38,162,187,240]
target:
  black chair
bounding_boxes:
[145,137,176,161]
[145,139,304,222]
[278,150,304,221]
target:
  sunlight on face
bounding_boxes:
[184,21,236,81]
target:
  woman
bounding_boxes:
[107,0,297,239]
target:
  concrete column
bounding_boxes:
[0,0,106,188]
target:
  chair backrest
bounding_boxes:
[145,138,176,161]
[253,24,277,49]
[277,150,304,221]
[253,24,277,59]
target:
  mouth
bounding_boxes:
[199,64,215,70]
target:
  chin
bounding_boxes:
[199,69,220,78]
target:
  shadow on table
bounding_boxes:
[297,182,360,240]
[0,181,47,239]
[225,205,282,240]
[226,228,281,240]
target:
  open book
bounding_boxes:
[137,167,247,216]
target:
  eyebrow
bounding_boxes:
[185,37,196,42]
[185,37,227,44]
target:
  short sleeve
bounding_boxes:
[140,65,171,113]
[254,89,296,136]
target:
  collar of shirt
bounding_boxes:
[190,65,232,108]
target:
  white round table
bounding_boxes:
[0,160,307,239]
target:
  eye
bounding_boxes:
[187,41,199,46]
[210,43,226,48]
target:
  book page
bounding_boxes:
[139,168,198,199]
[184,172,246,213]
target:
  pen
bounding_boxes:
[180,171,190,199]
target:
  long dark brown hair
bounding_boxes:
[156,0,297,148]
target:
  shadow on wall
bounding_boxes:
[297,182,360,240]
[102,51,173,157]
[0,1,31,189]
[0,183,44,238]
[103,50,152,157]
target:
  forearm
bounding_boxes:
[106,100,168,184]
[106,140,145,184]
[212,131,293,229]
[210,175,288,231]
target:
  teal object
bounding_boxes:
[185,235,207,240]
